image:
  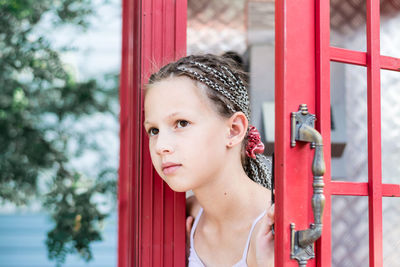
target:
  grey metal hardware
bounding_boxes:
[290,104,326,267]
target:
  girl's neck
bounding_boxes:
[192,165,269,230]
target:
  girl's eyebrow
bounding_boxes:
[143,111,185,126]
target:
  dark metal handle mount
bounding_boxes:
[290,104,326,267]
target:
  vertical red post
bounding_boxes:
[315,0,332,266]
[275,0,317,266]
[118,0,139,265]
[366,0,383,266]
[119,0,187,266]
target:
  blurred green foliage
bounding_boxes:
[0,0,118,265]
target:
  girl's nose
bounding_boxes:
[155,134,174,155]
[156,145,173,155]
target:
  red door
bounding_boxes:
[275,0,400,266]
[119,0,400,266]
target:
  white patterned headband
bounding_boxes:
[176,60,251,120]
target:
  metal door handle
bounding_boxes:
[290,104,326,267]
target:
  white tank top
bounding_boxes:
[188,207,267,267]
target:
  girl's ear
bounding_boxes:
[226,112,248,147]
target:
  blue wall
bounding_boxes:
[0,212,117,267]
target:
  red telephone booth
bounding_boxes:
[118,0,400,266]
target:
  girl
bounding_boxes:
[144,54,275,266]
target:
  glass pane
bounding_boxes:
[383,197,400,266]
[380,0,400,58]
[381,69,400,184]
[330,62,368,182]
[332,196,369,267]
[330,0,366,51]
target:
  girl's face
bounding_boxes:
[144,76,229,192]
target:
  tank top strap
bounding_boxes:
[240,208,268,260]
[190,207,204,246]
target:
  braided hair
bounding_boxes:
[147,54,272,189]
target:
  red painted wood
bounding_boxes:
[381,55,400,72]
[119,0,140,266]
[382,184,400,197]
[315,0,332,267]
[331,47,400,72]
[330,47,367,66]
[275,0,317,265]
[331,181,369,196]
[118,1,400,266]
[315,0,331,266]
[366,0,383,265]
[274,1,285,264]
[330,182,400,198]
[119,0,187,266]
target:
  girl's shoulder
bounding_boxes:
[186,194,201,218]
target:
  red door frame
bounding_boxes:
[118,0,187,266]
[276,0,400,266]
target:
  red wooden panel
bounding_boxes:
[382,184,400,197]
[119,0,140,266]
[380,55,400,72]
[366,0,383,265]
[330,47,400,72]
[331,181,369,196]
[330,47,367,67]
[119,0,187,266]
[315,0,332,266]
[275,0,317,265]
[331,182,400,197]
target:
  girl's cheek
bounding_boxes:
[148,141,157,161]
[149,150,161,173]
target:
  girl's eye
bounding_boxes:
[148,128,159,136]
[177,120,189,128]
[147,121,188,136]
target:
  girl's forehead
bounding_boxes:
[144,76,216,118]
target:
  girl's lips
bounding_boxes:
[162,164,182,175]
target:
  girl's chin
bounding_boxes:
[164,180,194,193]
[166,183,191,192]
[169,187,187,193]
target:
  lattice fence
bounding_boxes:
[331,0,400,34]
[187,0,246,55]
